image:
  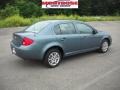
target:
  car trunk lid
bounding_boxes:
[12,31,35,46]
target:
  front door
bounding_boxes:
[74,23,100,50]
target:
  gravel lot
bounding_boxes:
[0,21,120,90]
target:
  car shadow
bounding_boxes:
[17,51,95,66]
[61,48,112,64]
[14,49,111,68]
[14,58,46,69]
[62,51,98,63]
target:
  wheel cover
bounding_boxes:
[48,52,60,66]
[102,41,109,52]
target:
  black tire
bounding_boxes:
[99,39,109,53]
[44,48,62,68]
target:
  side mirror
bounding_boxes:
[93,30,98,34]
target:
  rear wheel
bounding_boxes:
[44,48,62,68]
[99,40,109,53]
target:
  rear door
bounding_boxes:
[54,22,81,54]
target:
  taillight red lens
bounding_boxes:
[22,37,33,46]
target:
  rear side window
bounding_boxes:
[54,25,61,35]
[59,23,75,34]
[75,23,93,34]
[25,21,49,33]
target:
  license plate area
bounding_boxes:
[13,34,22,46]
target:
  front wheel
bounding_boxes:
[99,40,109,53]
[44,49,62,68]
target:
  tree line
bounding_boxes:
[0,0,120,18]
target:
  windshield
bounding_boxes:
[25,21,50,33]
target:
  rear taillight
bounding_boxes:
[22,37,33,46]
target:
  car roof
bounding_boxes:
[40,20,83,24]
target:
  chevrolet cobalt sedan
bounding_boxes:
[10,20,112,68]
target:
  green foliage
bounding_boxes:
[0,0,119,28]
[16,1,44,17]
[0,15,120,28]
[0,0,120,17]
[0,15,31,28]
[37,15,120,21]
[0,4,19,19]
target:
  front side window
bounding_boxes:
[59,23,75,34]
[75,23,93,34]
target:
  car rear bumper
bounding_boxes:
[10,41,43,60]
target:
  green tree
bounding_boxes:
[16,1,44,17]
[0,4,19,19]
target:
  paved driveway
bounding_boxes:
[0,21,120,90]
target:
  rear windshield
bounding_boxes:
[25,21,50,33]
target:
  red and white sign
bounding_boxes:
[42,0,78,9]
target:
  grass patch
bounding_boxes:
[0,15,31,28]
[0,15,120,28]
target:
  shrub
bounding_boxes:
[17,2,44,17]
[0,15,120,28]
[0,4,19,19]
[0,15,31,28]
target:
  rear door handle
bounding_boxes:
[83,36,87,38]
[81,36,87,38]
[61,37,66,41]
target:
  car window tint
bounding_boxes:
[25,21,49,33]
[76,23,93,34]
[54,25,61,34]
[59,23,75,34]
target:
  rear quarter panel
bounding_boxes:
[34,34,63,60]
